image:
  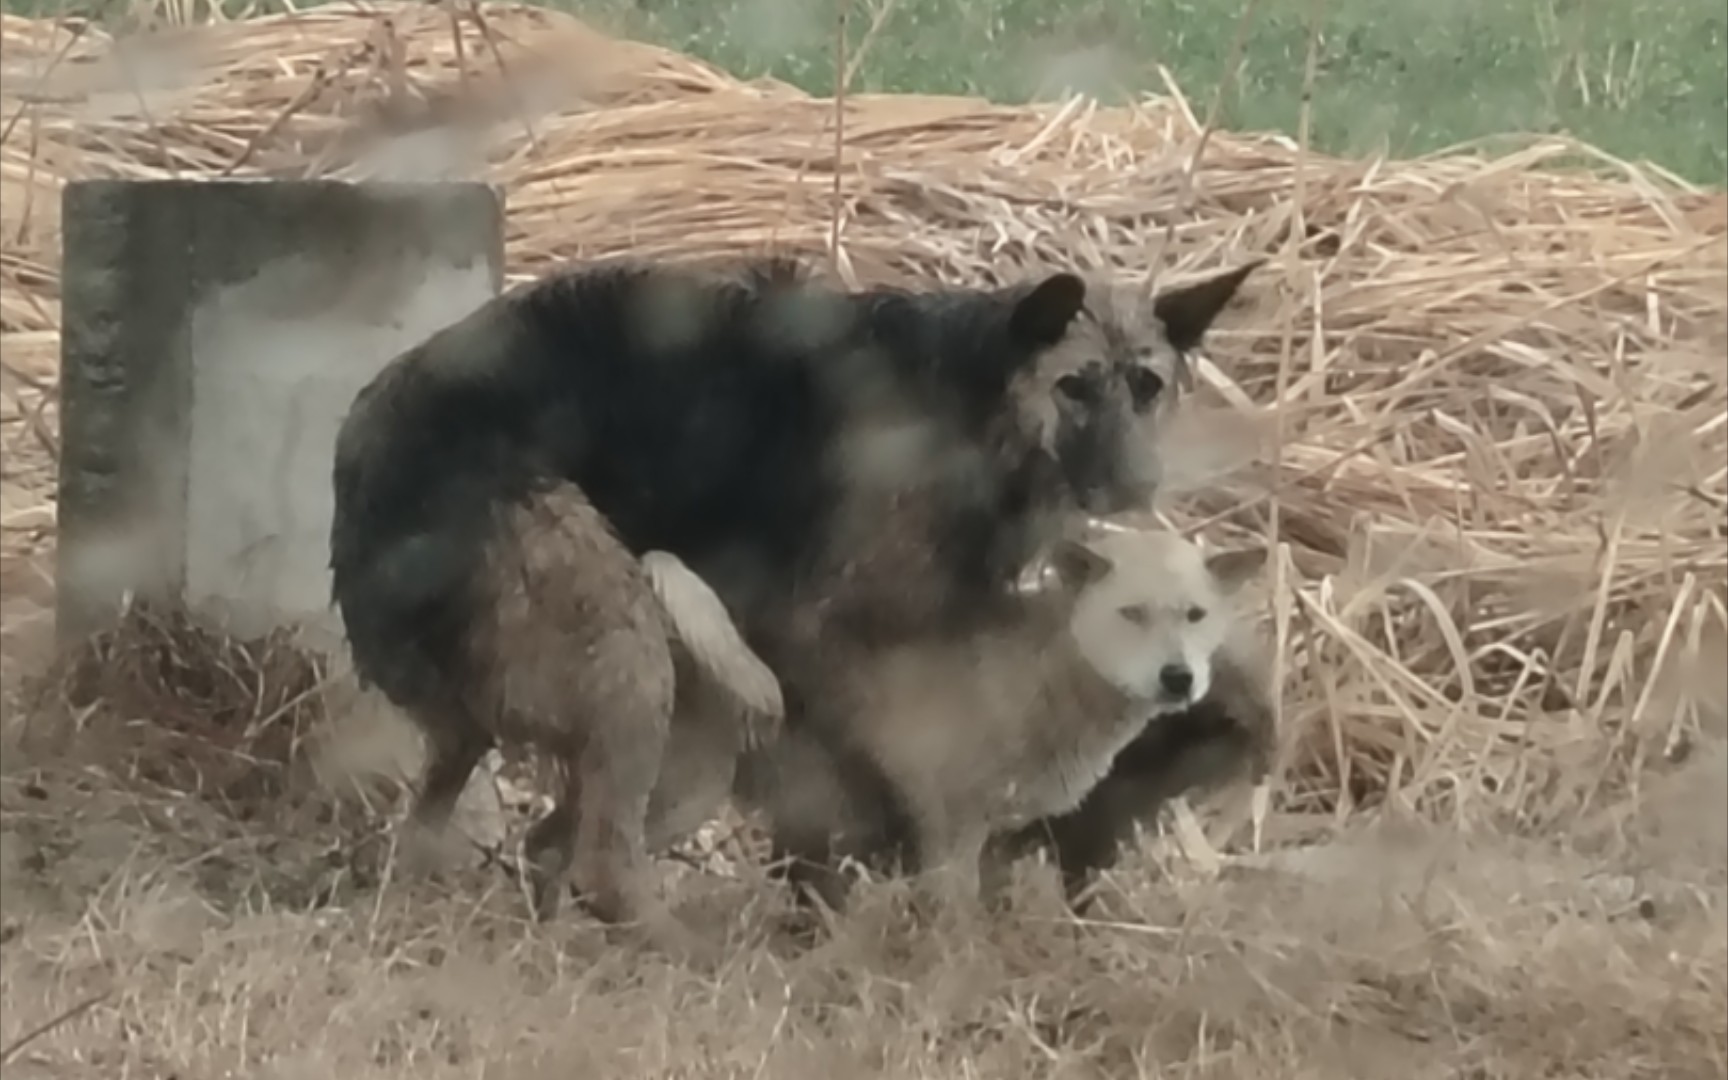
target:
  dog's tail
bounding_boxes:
[640,551,785,749]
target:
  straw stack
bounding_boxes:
[2,2,1724,824]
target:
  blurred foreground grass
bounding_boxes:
[8,0,1727,182]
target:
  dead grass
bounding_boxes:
[21,602,333,808]
[0,4,1724,1075]
[0,730,1723,1079]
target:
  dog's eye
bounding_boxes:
[1125,367,1165,408]
[1117,604,1150,627]
[1186,606,1207,624]
[1054,373,1097,406]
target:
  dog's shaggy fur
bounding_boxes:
[389,481,781,931]
[742,529,1267,911]
[329,255,1260,921]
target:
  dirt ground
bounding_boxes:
[0,617,1723,1080]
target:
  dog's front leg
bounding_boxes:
[912,814,988,923]
[977,830,1019,912]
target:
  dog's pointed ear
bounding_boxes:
[1206,546,1268,594]
[1008,272,1087,348]
[1049,538,1113,588]
[1153,260,1263,354]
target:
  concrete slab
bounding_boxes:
[56,179,505,649]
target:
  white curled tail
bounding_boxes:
[641,550,785,748]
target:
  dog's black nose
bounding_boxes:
[1159,664,1193,698]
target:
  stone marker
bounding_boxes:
[56,179,504,649]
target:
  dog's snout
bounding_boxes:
[1159,664,1193,698]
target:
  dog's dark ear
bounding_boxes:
[1206,546,1268,594]
[1049,538,1113,588]
[1153,260,1263,354]
[1008,273,1087,348]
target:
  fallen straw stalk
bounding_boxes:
[0,2,1723,823]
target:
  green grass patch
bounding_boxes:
[10,0,1726,184]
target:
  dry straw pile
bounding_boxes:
[1,3,1724,830]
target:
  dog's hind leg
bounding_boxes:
[737,725,885,916]
[401,702,493,873]
[553,630,676,931]
[522,760,580,922]
[570,701,719,964]
[569,727,662,928]
[523,678,674,928]
[773,829,853,915]
[644,674,745,853]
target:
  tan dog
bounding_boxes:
[761,528,1265,909]
[400,483,781,937]
[994,624,1276,911]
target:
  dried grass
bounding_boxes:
[0,1,1724,833]
[0,756,1722,1078]
[16,601,334,813]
